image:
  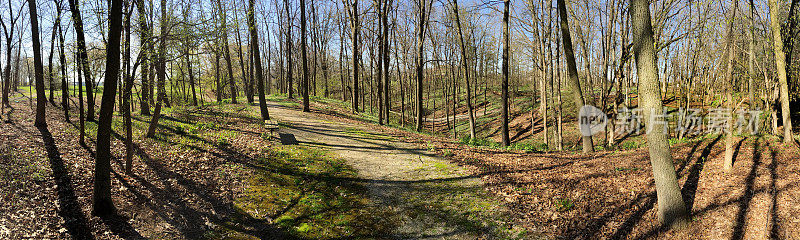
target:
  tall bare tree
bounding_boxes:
[1,0,23,107]
[301,0,310,112]
[723,0,738,172]
[344,0,359,113]
[57,0,68,121]
[93,0,124,216]
[67,0,95,121]
[557,0,593,153]
[146,0,169,138]
[216,0,237,103]
[630,0,688,227]
[500,0,510,146]
[414,0,431,131]
[284,0,294,99]
[451,0,476,139]
[135,0,151,115]
[249,0,269,120]
[28,0,46,128]
[768,0,794,144]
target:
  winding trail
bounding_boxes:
[265,102,518,239]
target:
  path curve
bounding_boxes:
[266,102,517,239]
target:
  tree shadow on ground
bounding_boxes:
[615,135,724,239]
[682,135,722,210]
[37,125,96,240]
[109,129,289,239]
[731,137,761,240]
[767,145,781,239]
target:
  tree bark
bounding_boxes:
[146,0,169,138]
[57,0,69,121]
[500,0,511,146]
[67,0,95,121]
[135,0,151,115]
[723,0,738,172]
[347,0,359,113]
[93,0,123,216]
[217,1,237,104]
[47,8,59,105]
[77,48,85,145]
[29,0,47,128]
[630,0,688,228]
[123,0,134,174]
[749,0,756,108]
[452,0,476,139]
[557,0,593,152]
[768,0,794,144]
[415,0,429,131]
[249,0,270,120]
[382,0,392,124]
[301,0,310,112]
[285,0,294,99]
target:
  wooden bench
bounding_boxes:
[264,120,280,138]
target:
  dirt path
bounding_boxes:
[265,103,520,239]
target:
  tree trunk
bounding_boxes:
[135,0,151,115]
[57,2,69,121]
[415,0,428,131]
[215,51,222,101]
[556,34,564,151]
[452,0,476,139]
[187,41,197,106]
[349,0,359,113]
[29,0,47,128]
[382,0,392,124]
[723,0,738,172]
[2,3,22,107]
[557,0,593,153]
[146,0,169,138]
[47,9,59,105]
[285,0,294,99]
[217,1,237,104]
[749,0,756,108]
[249,0,270,120]
[92,0,123,216]
[77,49,85,145]
[233,8,252,104]
[768,0,794,144]
[122,0,134,174]
[301,0,310,112]
[630,0,688,228]
[500,0,511,146]
[376,0,384,125]
[67,0,95,121]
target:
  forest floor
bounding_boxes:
[0,93,521,239]
[2,92,800,239]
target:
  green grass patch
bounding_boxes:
[343,127,395,141]
[213,145,394,239]
[459,136,501,148]
[554,198,574,212]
